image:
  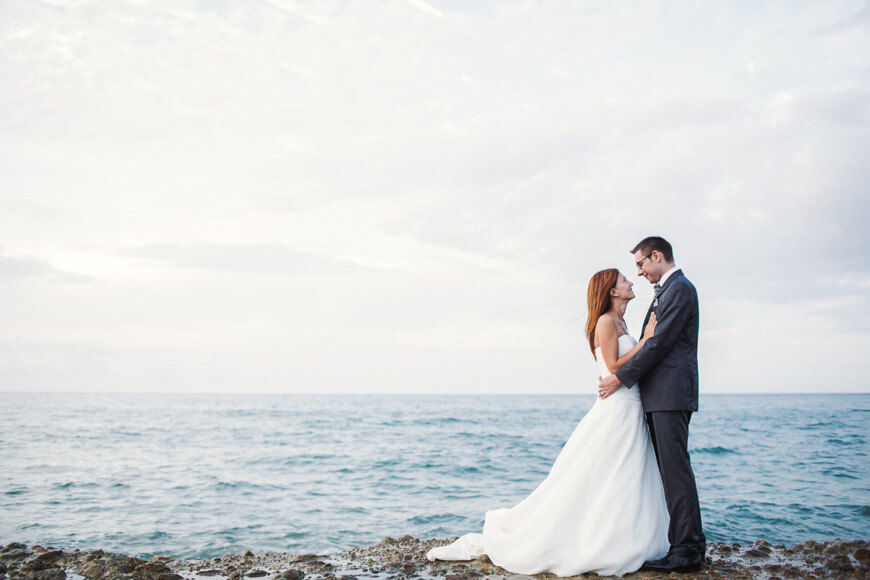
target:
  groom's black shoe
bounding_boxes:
[640,551,703,573]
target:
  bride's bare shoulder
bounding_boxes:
[593,314,618,350]
[597,312,617,327]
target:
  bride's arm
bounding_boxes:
[596,314,657,374]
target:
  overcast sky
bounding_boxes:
[1,0,868,394]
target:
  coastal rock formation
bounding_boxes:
[0,537,867,579]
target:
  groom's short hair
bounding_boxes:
[631,236,674,263]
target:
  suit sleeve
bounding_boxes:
[615,282,695,388]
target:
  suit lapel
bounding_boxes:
[640,269,683,336]
[657,269,683,296]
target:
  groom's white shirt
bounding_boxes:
[658,265,678,287]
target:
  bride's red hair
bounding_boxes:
[586,268,619,359]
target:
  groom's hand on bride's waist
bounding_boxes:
[598,375,622,398]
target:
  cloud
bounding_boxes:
[119,242,374,275]
[0,250,92,282]
[0,0,867,393]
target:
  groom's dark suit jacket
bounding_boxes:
[615,269,699,412]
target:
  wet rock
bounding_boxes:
[3,543,27,551]
[132,560,183,579]
[119,556,145,572]
[82,550,105,562]
[745,548,767,558]
[378,537,397,546]
[0,548,31,561]
[273,569,305,580]
[313,560,333,570]
[21,549,65,571]
[825,554,854,572]
[81,561,106,578]
[247,569,268,577]
[24,568,67,580]
[855,546,870,565]
[197,569,222,576]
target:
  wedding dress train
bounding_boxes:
[426,334,670,577]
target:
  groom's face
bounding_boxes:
[634,249,663,283]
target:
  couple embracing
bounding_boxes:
[426,236,706,576]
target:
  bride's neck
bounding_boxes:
[608,301,627,320]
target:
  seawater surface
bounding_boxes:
[0,393,867,559]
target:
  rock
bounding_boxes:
[25,568,67,580]
[855,547,870,565]
[745,548,767,558]
[273,570,305,580]
[290,554,321,563]
[0,548,31,560]
[3,542,27,551]
[197,569,223,576]
[81,561,106,578]
[247,570,268,577]
[21,549,65,571]
[826,554,854,572]
[132,560,183,579]
[378,537,397,546]
[119,556,145,572]
[245,550,255,558]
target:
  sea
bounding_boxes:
[0,392,867,560]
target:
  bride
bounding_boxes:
[425,269,670,577]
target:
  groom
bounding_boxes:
[598,236,706,573]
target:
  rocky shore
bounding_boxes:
[1,537,868,579]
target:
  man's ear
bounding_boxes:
[651,250,662,263]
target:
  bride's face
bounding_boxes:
[611,272,635,301]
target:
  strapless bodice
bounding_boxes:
[594,334,640,401]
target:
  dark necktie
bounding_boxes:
[653,283,661,307]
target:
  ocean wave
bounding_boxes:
[821,468,859,479]
[694,446,738,455]
[53,482,98,489]
[407,513,465,525]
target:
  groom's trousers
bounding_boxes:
[646,411,706,558]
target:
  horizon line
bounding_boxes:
[0,390,867,396]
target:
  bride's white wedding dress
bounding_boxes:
[426,334,670,577]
